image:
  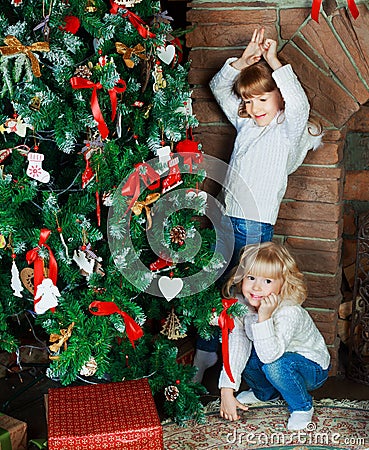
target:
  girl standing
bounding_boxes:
[219,242,330,431]
[193,27,323,383]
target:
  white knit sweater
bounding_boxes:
[218,295,331,391]
[210,59,322,225]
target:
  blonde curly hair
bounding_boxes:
[222,242,307,305]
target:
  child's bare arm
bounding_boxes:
[220,387,248,421]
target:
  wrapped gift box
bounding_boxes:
[47,378,163,450]
[0,413,27,450]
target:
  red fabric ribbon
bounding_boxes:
[110,1,156,39]
[311,0,359,22]
[218,298,238,383]
[175,129,203,173]
[89,301,143,348]
[70,77,126,139]
[26,228,58,311]
[121,162,160,212]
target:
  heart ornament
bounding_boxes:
[158,276,183,301]
[157,45,175,65]
[20,267,48,295]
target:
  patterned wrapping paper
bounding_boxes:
[47,378,163,450]
[0,413,27,450]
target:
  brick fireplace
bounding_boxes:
[185,1,369,373]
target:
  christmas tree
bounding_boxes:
[0,0,245,424]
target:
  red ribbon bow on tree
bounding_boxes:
[218,298,238,383]
[311,0,359,22]
[26,228,58,311]
[89,301,143,348]
[70,77,126,139]
[175,128,203,173]
[121,162,160,212]
[110,1,156,39]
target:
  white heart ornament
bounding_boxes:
[157,45,175,65]
[186,190,207,202]
[158,276,183,301]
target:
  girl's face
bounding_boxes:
[243,90,283,127]
[241,273,283,310]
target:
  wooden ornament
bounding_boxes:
[20,267,48,294]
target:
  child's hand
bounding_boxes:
[261,39,282,70]
[220,388,248,421]
[258,293,280,322]
[231,28,265,71]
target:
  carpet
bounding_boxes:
[162,399,369,450]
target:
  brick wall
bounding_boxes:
[186,2,369,373]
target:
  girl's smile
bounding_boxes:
[242,274,283,309]
[243,90,283,127]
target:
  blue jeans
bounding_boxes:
[197,216,274,352]
[242,347,329,412]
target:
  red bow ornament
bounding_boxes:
[218,298,238,383]
[311,0,359,22]
[26,228,58,312]
[110,1,156,39]
[70,77,126,139]
[121,162,160,212]
[89,301,143,348]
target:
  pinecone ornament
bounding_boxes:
[74,65,92,79]
[164,385,179,401]
[170,225,186,245]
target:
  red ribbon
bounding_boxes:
[70,77,126,139]
[110,1,156,39]
[121,162,160,212]
[311,0,359,22]
[218,298,238,383]
[26,228,58,312]
[175,129,203,173]
[89,301,143,348]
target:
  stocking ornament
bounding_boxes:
[34,278,61,314]
[162,156,182,193]
[27,152,50,183]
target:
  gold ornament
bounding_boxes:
[0,35,50,78]
[132,193,160,230]
[48,322,75,359]
[29,96,41,111]
[115,42,147,69]
[161,308,186,340]
[85,0,97,12]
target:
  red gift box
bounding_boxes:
[47,378,163,450]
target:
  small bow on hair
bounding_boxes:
[115,42,147,68]
[0,35,50,77]
[132,193,160,229]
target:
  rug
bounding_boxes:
[162,399,369,450]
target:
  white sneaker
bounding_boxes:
[287,407,314,431]
[236,389,280,404]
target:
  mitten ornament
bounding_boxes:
[27,152,50,183]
